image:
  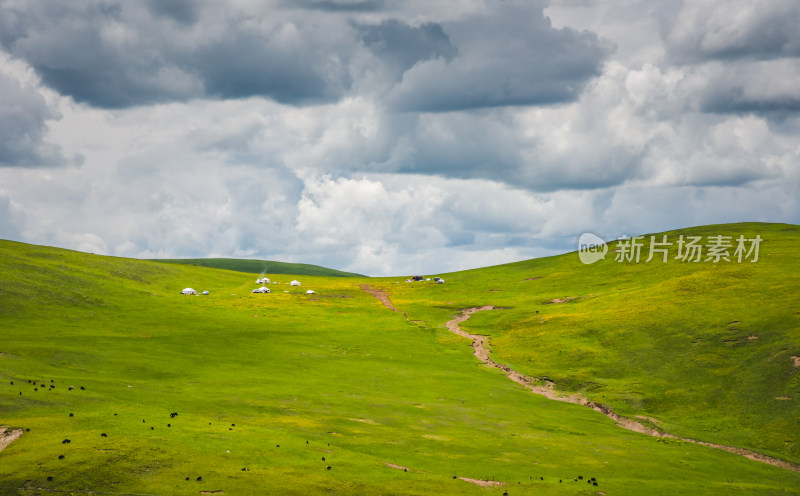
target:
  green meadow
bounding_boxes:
[1,222,799,495]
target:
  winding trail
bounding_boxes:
[358,286,800,474]
[446,306,800,474]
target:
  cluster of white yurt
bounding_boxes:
[180,287,211,295]
[249,276,316,295]
[403,276,446,284]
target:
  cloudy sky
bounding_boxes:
[0,0,798,276]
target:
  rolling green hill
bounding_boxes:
[388,222,800,464]
[1,223,799,495]
[150,258,364,278]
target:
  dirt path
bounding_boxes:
[0,427,23,453]
[360,285,407,317]
[447,307,800,474]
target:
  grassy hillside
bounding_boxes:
[1,225,799,495]
[150,258,364,278]
[386,222,800,465]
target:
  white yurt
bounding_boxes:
[290,280,301,286]
[437,279,445,284]
[252,286,271,293]
[202,291,209,295]
[306,290,316,294]
[256,277,271,284]
[180,288,197,295]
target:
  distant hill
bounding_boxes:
[149,257,365,277]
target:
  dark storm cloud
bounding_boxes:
[701,92,800,115]
[359,20,457,76]
[386,3,612,112]
[288,0,385,12]
[190,23,352,104]
[0,0,610,111]
[664,0,800,63]
[656,2,800,118]
[145,0,201,24]
[683,60,800,117]
[0,71,68,167]
[0,1,202,108]
[0,1,355,108]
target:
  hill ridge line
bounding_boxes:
[444,306,800,474]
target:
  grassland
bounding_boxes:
[1,223,799,495]
[388,222,800,466]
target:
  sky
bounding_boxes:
[0,0,798,276]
